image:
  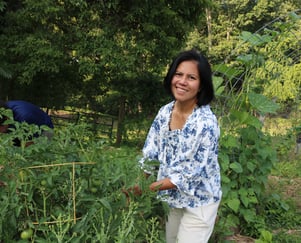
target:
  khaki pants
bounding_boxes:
[166,202,220,243]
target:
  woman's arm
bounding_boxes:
[149,178,176,191]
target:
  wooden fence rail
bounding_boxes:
[46,109,117,139]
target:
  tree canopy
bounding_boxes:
[0,0,300,140]
[0,0,210,113]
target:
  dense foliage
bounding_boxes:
[0,116,166,242]
[0,0,209,112]
[209,12,301,240]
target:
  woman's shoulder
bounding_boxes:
[195,105,218,121]
[157,101,174,114]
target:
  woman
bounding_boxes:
[139,49,222,243]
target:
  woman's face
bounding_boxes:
[171,60,201,104]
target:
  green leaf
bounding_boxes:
[221,134,240,148]
[230,162,243,173]
[248,92,279,114]
[227,198,240,213]
[218,151,230,168]
[241,208,257,223]
[288,11,301,21]
[246,160,257,172]
[230,110,262,128]
[213,64,243,80]
[240,31,272,46]
[237,53,254,63]
[221,175,231,184]
[256,229,273,243]
[244,115,262,129]
[212,75,223,87]
[237,53,265,67]
[99,198,112,212]
[230,110,249,124]
[239,188,258,207]
[213,76,225,95]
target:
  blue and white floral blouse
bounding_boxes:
[139,101,222,208]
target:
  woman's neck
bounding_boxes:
[169,100,197,130]
[174,99,197,115]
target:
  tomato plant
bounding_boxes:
[0,123,166,242]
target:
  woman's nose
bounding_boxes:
[178,76,188,84]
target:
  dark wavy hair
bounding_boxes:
[163,49,214,106]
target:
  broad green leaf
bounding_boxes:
[241,208,257,223]
[221,183,231,197]
[237,53,265,67]
[241,197,250,209]
[215,86,225,96]
[230,162,243,173]
[230,110,262,128]
[257,145,276,160]
[280,201,290,211]
[231,110,262,128]
[240,31,272,46]
[244,115,262,129]
[212,76,223,88]
[218,152,230,168]
[230,110,249,123]
[246,160,257,172]
[221,175,231,184]
[288,11,301,21]
[227,198,240,213]
[221,134,240,148]
[239,188,258,207]
[213,64,243,80]
[257,229,273,242]
[248,92,279,114]
[237,54,254,64]
[213,76,225,95]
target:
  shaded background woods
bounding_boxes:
[0,0,210,143]
[1,0,300,144]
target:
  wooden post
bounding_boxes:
[116,96,126,146]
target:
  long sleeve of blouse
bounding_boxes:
[139,101,222,208]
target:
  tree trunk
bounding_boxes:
[227,27,231,41]
[115,95,126,146]
[206,8,212,52]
